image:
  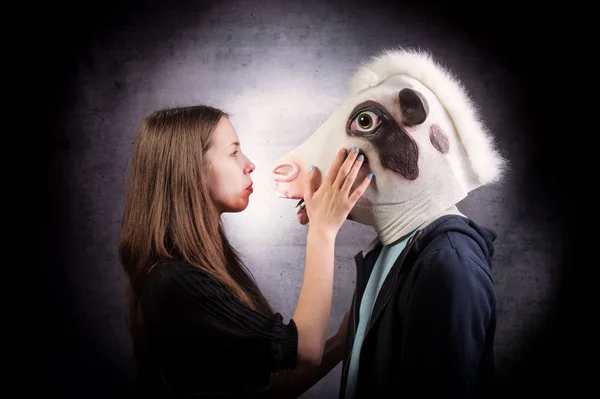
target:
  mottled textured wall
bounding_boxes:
[39,0,581,398]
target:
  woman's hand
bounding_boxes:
[303,147,373,237]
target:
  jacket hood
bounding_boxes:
[413,214,497,267]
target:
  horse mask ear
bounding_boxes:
[399,88,429,126]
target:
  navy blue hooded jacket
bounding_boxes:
[339,215,497,398]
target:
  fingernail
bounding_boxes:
[353,146,358,154]
[308,165,313,173]
[368,172,374,179]
[358,154,364,161]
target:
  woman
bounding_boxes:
[118,104,371,398]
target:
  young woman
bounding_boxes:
[118,104,371,398]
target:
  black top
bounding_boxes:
[137,259,298,398]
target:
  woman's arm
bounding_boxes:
[288,148,370,368]
[290,226,337,367]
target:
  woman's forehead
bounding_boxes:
[213,118,240,147]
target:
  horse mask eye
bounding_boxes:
[353,111,380,132]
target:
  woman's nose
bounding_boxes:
[246,161,255,174]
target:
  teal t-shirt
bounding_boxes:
[344,229,419,398]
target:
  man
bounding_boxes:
[271,47,507,398]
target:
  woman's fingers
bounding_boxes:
[333,147,359,189]
[349,172,373,204]
[341,152,365,195]
[323,148,349,187]
[303,164,319,202]
[312,146,370,206]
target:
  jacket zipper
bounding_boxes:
[340,268,359,397]
[340,229,422,397]
[361,229,422,354]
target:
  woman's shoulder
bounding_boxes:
[148,258,205,276]
[141,258,228,298]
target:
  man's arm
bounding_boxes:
[400,248,496,397]
[269,333,345,398]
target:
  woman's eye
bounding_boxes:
[350,111,380,133]
[231,150,238,157]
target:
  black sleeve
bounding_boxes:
[400,248,495,397]
[141,263,298,372]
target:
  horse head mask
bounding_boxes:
[271,48,507,245]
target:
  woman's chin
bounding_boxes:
[235,200,250,213]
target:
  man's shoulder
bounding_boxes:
[416,216,494,275]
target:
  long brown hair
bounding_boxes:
[118,104,273,373]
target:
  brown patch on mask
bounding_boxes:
[398,88,429,126]
[429,124,450,153]
[346,100,419,180]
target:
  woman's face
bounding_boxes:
[206,117,256,214]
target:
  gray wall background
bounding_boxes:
[38,0,583,398]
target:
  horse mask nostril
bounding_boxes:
[274,165,292,176]
[272,162,300,182]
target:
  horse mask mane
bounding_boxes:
[271,48,508,246]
